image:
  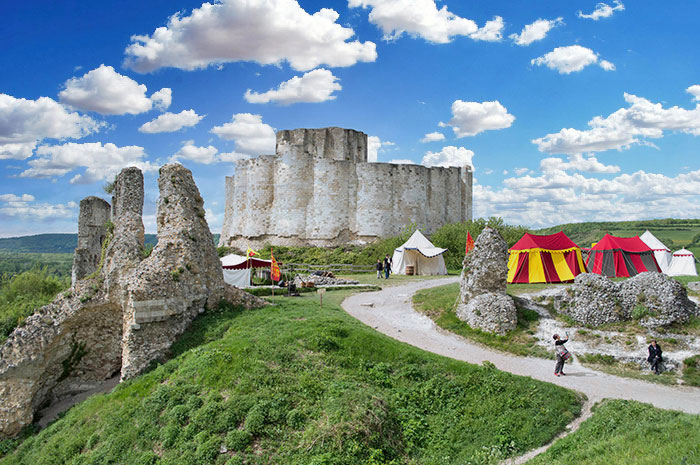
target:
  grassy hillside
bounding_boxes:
[527,399,700,464]
[0,291,582,465]
[534,218,700,254]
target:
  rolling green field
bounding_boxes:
[0,290,582,465]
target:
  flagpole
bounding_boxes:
[271,247,274,297]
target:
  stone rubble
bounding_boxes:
[455,227,517,335]
[555,272,699,329]
[0,163,266,439]
[293,274,360,286]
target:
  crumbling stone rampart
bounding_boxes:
[71,196,111,285]
[220,127,473,249]
[0,164,266,438]
[121,164,225,379]
[455,228,517,335]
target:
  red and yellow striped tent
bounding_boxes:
[507,232,586,283]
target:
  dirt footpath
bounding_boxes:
[342,277,700,414]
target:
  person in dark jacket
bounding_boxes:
[647,340,663,374]
[383,255,392,279]
[553,332,570,376]
[376,259,383,279]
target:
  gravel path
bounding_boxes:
[341,277,700,414]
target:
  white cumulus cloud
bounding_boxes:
[0,93,101,159]
[578,1,625,20]
[244,69,341,105]
[124,0,376,72]
[59,65,170,115]
[139,110,204,133]
[540,154,620,173]
[531,45,614,74]
[474,166,700,228]
[20,142,155,184]
[421,146,474,168]
[211,113,276,156]
[171,140,219,164]
[0,194,77,220]
[349,0,502,43]
[439,100,515,137]
[687,85,700,102]
[421,131,446,143]
[509,17,563,46]
[469,16,504,42]
[367,135,396,162]
[151,88,172,110]
[532,91,700,155]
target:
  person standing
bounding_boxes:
[383,255,391,279]
[647,340,663,375]
[376,259,383,279]
[553,332,570,376]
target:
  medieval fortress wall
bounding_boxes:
[220,127,473,249]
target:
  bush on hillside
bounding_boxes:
[0,268,69,344]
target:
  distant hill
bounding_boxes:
[0,233,220,254]
[533,218,700,256]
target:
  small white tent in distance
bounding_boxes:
[220,254,273,288]
[666,248,698,277]
[391,230,448,276]
[640,230,672,273]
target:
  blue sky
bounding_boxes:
[2,0,700,237]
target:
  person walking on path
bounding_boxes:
[648,340,663,374]
[383,255,392,279]
[553,332,570,376]
[376,259,384,279]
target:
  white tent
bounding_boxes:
[220,254,273,288]
[666,248,698,277]
[391,230,448,276]
[640,230,672,273]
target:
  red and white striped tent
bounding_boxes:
[585,234,661,277]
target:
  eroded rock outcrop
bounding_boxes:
[555,273,625,326]
[555,272,698,329]
[455,227,516,335]
[121,164,225,379]
[0,163,266,438]
[71,196,111,285]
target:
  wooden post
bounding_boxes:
[317,288,326,307]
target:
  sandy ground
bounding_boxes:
[341,277,700,414]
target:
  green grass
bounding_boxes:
[526,399,700,465]
[413,283,552,359]
[336,272,457,287]
[0,268,70,344]
[1,290,582,465]
[683,355,700,387]
[576,355,679,386]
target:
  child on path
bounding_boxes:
[376,259,384,279]
[553,332,570,376]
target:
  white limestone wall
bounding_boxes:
[270,143,312,238]
[355,163,396,238]
[305,159,355,240]
[240,156,275,237]
[219,128,473,248]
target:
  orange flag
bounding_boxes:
[270,249,281,282]
[466,232,475,255]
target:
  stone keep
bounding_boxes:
[456,227,517,335]
[0,164,267,439]
[220,127,473,249]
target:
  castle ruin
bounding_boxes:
[219,127,473,249]
[0,164,265,438]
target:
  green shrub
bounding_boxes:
[225,430,252,451]
[632,304,654,320]
[683,355,700,386]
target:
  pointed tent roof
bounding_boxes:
[667,248,698,276]
[591,234,652,253]
[221,254,273,269]
[640,230,671,252]
[510,231,580,251]
[395,230,447,258]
